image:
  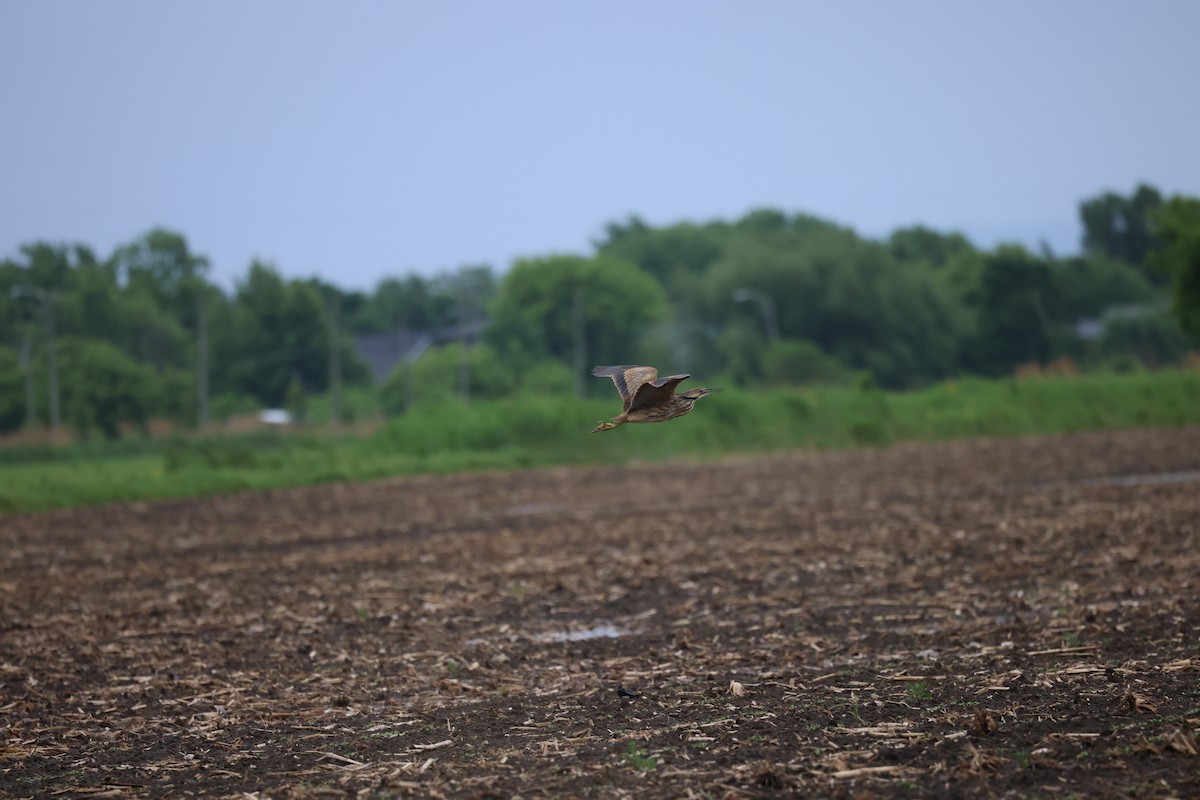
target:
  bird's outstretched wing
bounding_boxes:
[629,374,690,411]
[591,365,658,411]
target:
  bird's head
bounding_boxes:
[679,387,721,402]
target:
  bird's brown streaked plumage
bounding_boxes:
[590,365,720,432]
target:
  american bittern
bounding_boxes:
[591,365,721,432]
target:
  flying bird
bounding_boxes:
[590,365,721,432]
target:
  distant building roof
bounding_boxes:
[353,320,487,382]
[1073,303,1163,341]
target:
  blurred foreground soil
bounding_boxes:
[2,428,1199,798]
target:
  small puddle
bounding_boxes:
[532,623,628,643]
[502,503,564,517]
[465,623,632,647]
[1074,470,1200,489]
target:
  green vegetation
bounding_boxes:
[2,369,1197,514]
[622,741,657,772]
[3,184,1200,514]
[1149,195,1200,336]
[4,183,1200,443]
[906,681,933,702]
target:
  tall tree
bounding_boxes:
[3,243,92,430]
[486,254,668,384]
[216,262,294,405]
[0,346,24,433]
[969,245,1060,374]
[1148,195,1200,335]
[349,274,453,334]
[698,226,967,387]
[55,337,157,438]
[110,228,211,327]
[429,264,496,325]
[214,264,368,407]
[1079,183,1163,267]
[595,217,724,296]
[108,229,213,383]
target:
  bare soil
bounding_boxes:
[2,428,1199,799]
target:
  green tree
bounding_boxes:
[0,258,37,367]
[736,208,790,233]
[2,243,93,432]
[486,254,668,382]
[106,228,215,417]
[430,265,496,326]
[215,263,327,406]
[56,337,158,438]
[281,278,335,393]
[216,262,288,404]
[215,264,369,407]
[1096,313,1194,368]
[110,228,211,330]
[712,317,768,386]
[969,245,1060,374]
[1148,195,1200,335]
[11,242,89,292]
[0,346,24,433]
[763,338,852,386]
[379,342,515,414]
[1049,255,1160,321]
[1080,183,1163,267]
[699,226,967,388]
[515,359,575,396]
[152,367,199,426]
[889,226,986,308]
[889,226,977,267]
[5,241,197,371]
[350,275,452,334]
[595,216,724,296]
[0,258,22,341]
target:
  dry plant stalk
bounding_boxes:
[1120,688,1159,715]
[971,708,999,736]
[1166,725,1197,756]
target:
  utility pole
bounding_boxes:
[11,287,60,432]
[572,285,586,398]
[402,334,432,413]
[459,332,471,404]
[19,334,35,429]
[328,296,342,425]
[44,292,60,433]
[457,298,474,404]
[196,290,209,429]
[732,288,780,343]
[404,362,413,413]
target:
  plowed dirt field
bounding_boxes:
[3,427,1200,798]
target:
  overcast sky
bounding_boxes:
[3,1,1199,291]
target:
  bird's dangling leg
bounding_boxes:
[592,419,619,432]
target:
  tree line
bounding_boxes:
[1,184,1198,438]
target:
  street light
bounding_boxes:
[732,288,780,343]
[9,286,61,432]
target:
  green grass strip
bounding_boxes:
[2,369,1198,514]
